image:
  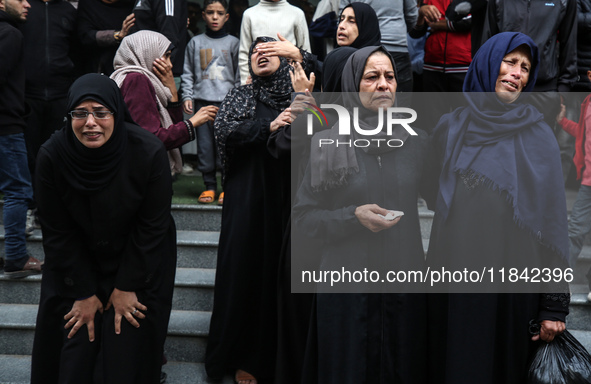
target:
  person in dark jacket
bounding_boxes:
[131,0,188,77]
[30,73,177,384]
[481,0,577,93]
[0,0,43,278]
[20,0,79,230]
[482,0,578,182]
[76,0,135,75]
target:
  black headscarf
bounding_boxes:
[433,32,569,261]
[215,37,294,177]
[322,46,357,103]
[247,36,294,110]
[339,3,381,49]
[51,73,132,193]
[311,46,404,191]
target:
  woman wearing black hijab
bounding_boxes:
[336,2,381,48]
[77,0,135,75]
[293,46,432,384]
[205,36,306,384]
[30,74,176,384]
[428,32,569,383]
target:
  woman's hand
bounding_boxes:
[184,99,194,114]
[153,57,178,102]
[290,91,316,118]
[556,103,566,123]
[188,105,219,127]
[119,13,135,39]
[270,108,293,132]
[64,295,104,342]
[105,288,147,335]
[289,62,315,93]
[355,204,402,232]
[255,33,303,63]
[531,320,566,342]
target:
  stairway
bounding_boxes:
[1,204,591,383]
[0,203,232,384]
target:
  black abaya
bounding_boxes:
[205,101,289,382]
[427,179,569,384]
[31,125,176,384]
[293,131,432,384]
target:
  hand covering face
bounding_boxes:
[433,31,569,261]
[214,36,294,176]
[110,30,183,174]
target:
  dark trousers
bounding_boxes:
[195,100,223,190]
[420,70,467,133]
[24,97,68,196]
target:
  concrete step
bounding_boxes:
[0,268,215,312]
[572,246,591,285]
[567,284,591,334]
[171,204,221,232]
[0,203,222,233]
[0,228,221,270]
[0,304,212,363]
[0,354,234,384]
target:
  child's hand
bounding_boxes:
[556,103,566,124]
[189,105,219,127]
[184,100,193,114]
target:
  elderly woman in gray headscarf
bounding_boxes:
[111,30,218,174]
[292,45,433,383]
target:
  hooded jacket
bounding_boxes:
[482,0,577,92]
[0,11,26,135]
[575,0,591,91]
[20,0,78,101]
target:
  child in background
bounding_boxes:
[181,0,240,205]
[557,68,591,299]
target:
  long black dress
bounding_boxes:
[293,129,432,384]
[31,125,176,384]
[427,178,570,384]
[205,100,289,382]
[427,31,571,384]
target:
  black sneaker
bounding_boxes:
[160,371,167,384]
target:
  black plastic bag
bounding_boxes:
[528,330,591,384]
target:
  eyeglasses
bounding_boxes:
[69,110,114,120]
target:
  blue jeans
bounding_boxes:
[568,184,591,288]
[0,133,33,270]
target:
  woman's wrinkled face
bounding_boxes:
[71,100,114,148]
[359,52,397,111]
[337,6,359,47]
[495,45,532,104]
[250,43,281,77]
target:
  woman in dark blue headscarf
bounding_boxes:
[427,32,570,383]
